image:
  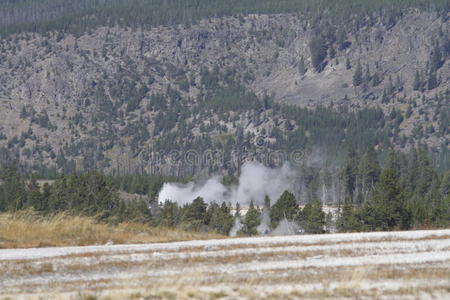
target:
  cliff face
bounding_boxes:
[0,11,448,174]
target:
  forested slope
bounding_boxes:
[0,0,449,177]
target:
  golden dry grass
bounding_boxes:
[0,210,224,249]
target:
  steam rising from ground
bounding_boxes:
[229,218,243,237]
[157,162,295,206]
[257,209,271,235]
[271,219,301,236]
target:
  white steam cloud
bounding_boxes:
[157,162,295,206]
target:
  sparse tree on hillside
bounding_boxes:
[413,70,421,91]
[310,35,328,72]
[346,57,351,70]
[353,61,363,87]
[298,56,306,75]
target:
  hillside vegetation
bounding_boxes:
[0,1,449,242]
[1,0,448,35]
[0,1,449,176]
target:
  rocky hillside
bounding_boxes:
[0,6,449,176]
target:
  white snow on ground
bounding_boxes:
[8,237,449,269]
[1,229,449,261]
[1,229,449,299]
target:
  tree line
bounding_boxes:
[0,147,448,235]
[1,0,448,36]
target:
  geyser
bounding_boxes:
[157,162,295,206]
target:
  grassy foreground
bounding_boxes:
[0,210,224,249]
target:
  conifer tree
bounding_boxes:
[362,168,411,231]
[353,61,363,86]
[310,35,328,72]
[372,72,381,86]
[264,195,271,209]
[298,56,306,75]
[240,200,260,235]
[364,64,371,84]
[427,70,438,90]
[358,147,381,199]
[0,165,27,212]
[270,191,298,229]
[337,200,361,232]
[346,57,351,70]
[302,200,326,234]
[413,70,421,91]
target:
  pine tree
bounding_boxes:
[264,195,271,209]
[20,106,27,119]
[298,56,306,75]
[427,70,438,90]
[346,57,351,70]
[310,35,328,72]
[159,200,180,227]
[207,201,233,235]
[395,75,403,92]
[234,202,241,218]
[337,201,361,232]
[362,168,411,231]
[0,165,30,212]
[440,171,450,197]
[357,147,381,199]
[342,149,359,202]
[353,61,363,86]
[381,89,389,104]
[184,197,207,222]
[372,72,381,86]
[386,75,395,95]
[240,200,260,235]
[364,64,371,84]
[270,190,298,229]
[413,70,421,91]
[328,44,336,59]
[302,200,326,234]
[430,41,443,72]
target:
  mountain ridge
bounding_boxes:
[0,8,448,175]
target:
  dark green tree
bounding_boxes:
[184,196,207,222]
[337,201,361,232]
[362,168,411,231]
[239,200,260,235]
[270,191,298,229]
[342,149,359,202]
[346,57,351,70]
[372,72,381,86]
[353,61,363,86]
[427,70,438,90]
[298,56,307,75]
[310,35,328,72]
[158,200,181,227]
[357,147,381,199]
[0,165,28,212]
[302,200,326,234]
[206,202,234,235]
[264,195,271,210]
[413,70,421,91]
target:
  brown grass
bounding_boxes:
[0,210,224,249]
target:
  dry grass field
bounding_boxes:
[0,211,223,249]
[0,229,449,300]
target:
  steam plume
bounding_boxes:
[157,162,294,206]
